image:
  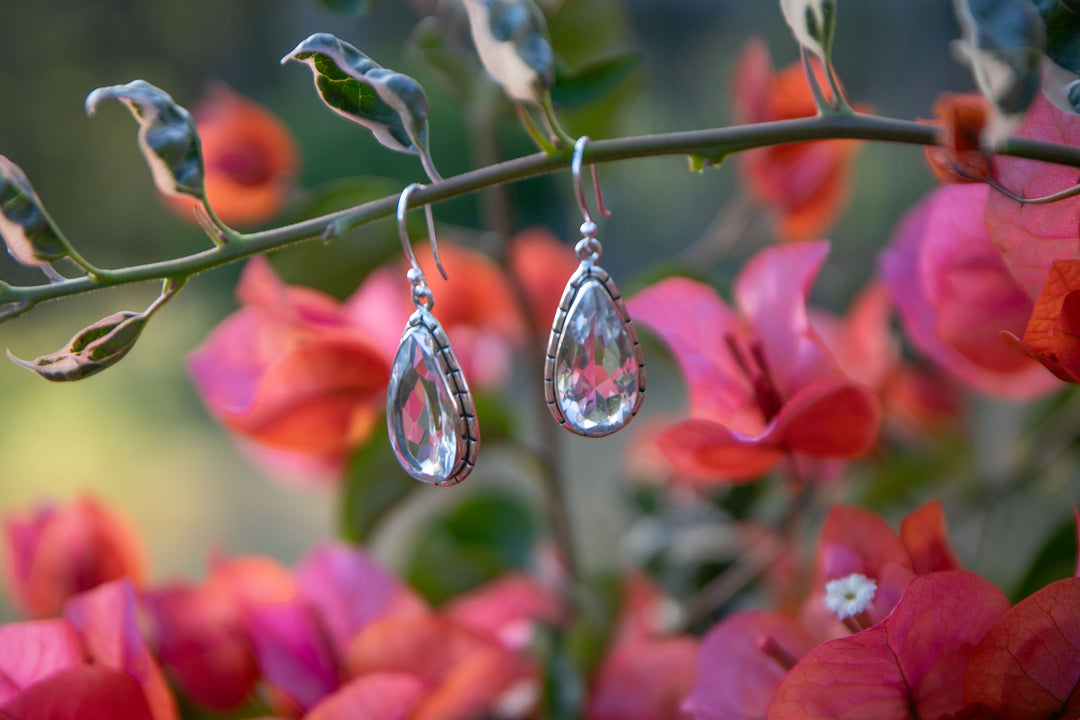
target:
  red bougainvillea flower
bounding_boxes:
[986,92,1080,299]
[346,240,527,389]
[881,182,1059,399]
[733,38,862,242]
[769,571,1011,720]
[2,495,145,618]
[188,256,391,479]
[626,241,881,484]
[166,84,298,227]
[965,577,1080,719]
[685,501,964,720]
[924,92,993,184]
[588,575,699,720]
[0,579,179,720]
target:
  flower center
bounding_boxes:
[725,334,784,422]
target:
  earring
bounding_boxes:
[544,137,646,437]
[386,183,479,486]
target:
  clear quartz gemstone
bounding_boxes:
[387,323,461,483]
[554,278,640,436]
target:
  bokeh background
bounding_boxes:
[0,0,992,622]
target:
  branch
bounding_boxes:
[4,112,1080,312]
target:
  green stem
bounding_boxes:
[539,91,575,149]
[5,112,1080,312]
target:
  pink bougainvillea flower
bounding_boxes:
[924,92,993,184]
[986,92,1080,299]
[142,554,295,712]
[2,495,145,618]
[881,182,1059,399]
[627,241,881,484]
[1002,259,1080,384]
[347,240,526,389]
[0,580,178,720]
[299,673,425,720]
[810,282,962,437]
[166,84,299,227]
[63,580,178,720]
[733,38,862,242]
[964,577,1080,720]
[443,572,567,649]
[587,574,699,720]
[240,542,423,715]
[188,256,391,478]
[683,610,816,720]
[802,501,964,638]
[769,571,1011,720]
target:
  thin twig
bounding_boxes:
[7,113,1080,314]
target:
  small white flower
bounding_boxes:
[824,572,877,620]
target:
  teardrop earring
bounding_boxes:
[386,183,479,486]
[544,137,646,437]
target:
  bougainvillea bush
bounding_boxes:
[1,1,1080,719]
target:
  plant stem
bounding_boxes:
[5,112,1080,311]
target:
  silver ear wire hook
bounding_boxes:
[397,183,449,297]
[572,136,611,226]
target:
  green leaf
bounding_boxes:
[7,310,149,382]
[1011,509,1080,601]
[461,0,554,103]
[317,0,374,15]
[1033,0,1080,74]
[340,422,423,543]
[551,52,641,108]
[0,155,71,267]
[404,490,537,604]
[954,0,1046,130]
[85,80,205,199]
[282,33,440,179]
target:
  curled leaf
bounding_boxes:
[780,0,837,61]
[953,0,1046,142]
[85,79,205,199]
[8,311,150,382]
[7,278,182,381]
[461,0,555,104]
[282,33,439,179]
[1033,0,1080,76]
[0,155,71,267]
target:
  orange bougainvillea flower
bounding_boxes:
[2,496,146,618]
[166,84,298,228]
[924,92,992,184]
[1003,259,1080,383]
[733,38,862,242]
[187,256,391,480]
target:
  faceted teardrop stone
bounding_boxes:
[552,277,642,437]
[387,322,464,484]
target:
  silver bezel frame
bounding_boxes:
[544,261,647,437]
[387,308,479,486]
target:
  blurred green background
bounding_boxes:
[0,0,989,620]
